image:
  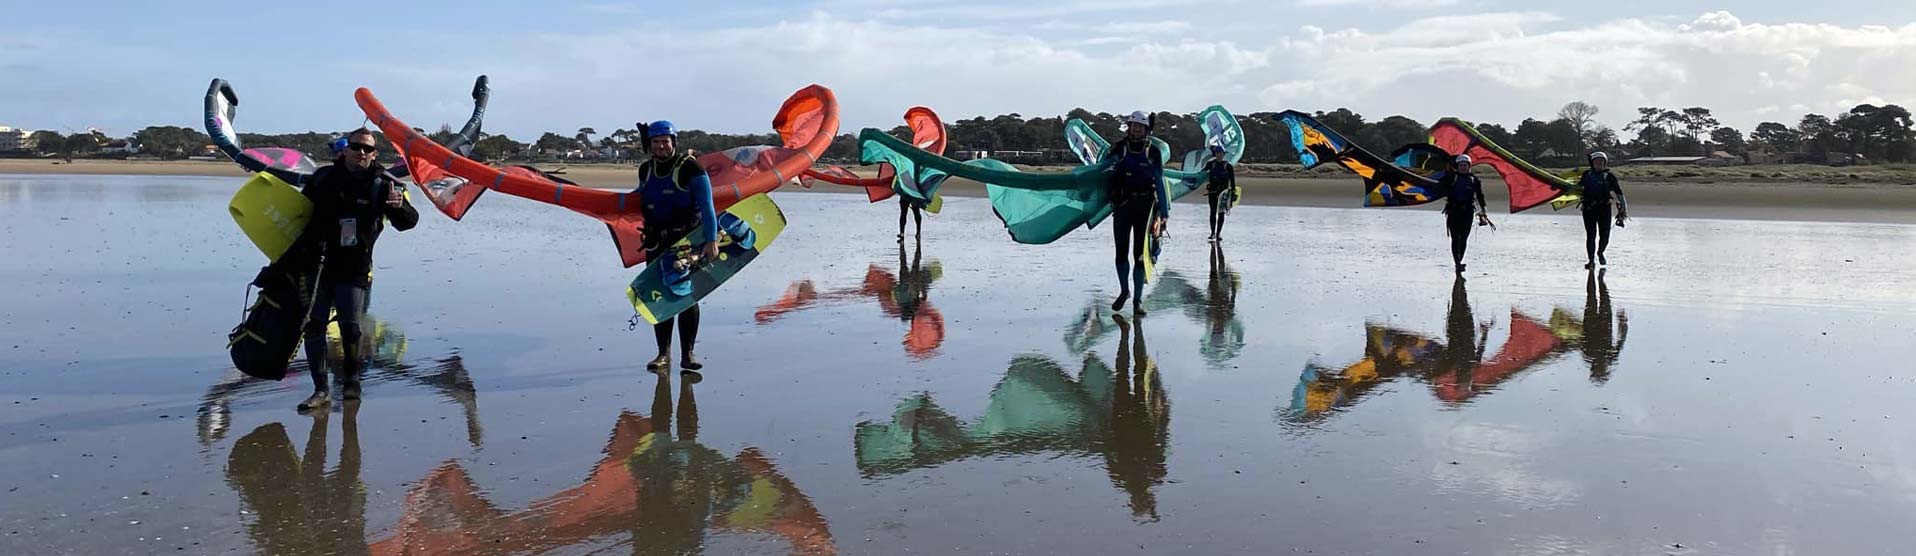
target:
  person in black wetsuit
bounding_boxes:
[1576,151,1627,268]
[1441,154,1488,273]
[1104,110,1170,316]
[897,194,924,242]
[1202,145,1235,242]
[635,120,720,372]
[297,128,418,411]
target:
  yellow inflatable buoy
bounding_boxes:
[227,172,312,261]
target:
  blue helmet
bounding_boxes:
[329,136,349,156]
[646,120,677,139]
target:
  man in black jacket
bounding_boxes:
[297,128,418,411]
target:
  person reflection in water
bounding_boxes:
[1432,276,1489,396]
[1580,269,1629,384]
[753,241,946,358]
[199,322,482,449]
[226,403,368,556]
[854,313,1170,521]
[1201,242,1243,363]
[360,373,837,556]
[1286,276,1570,422]
[1106,314,1170,521]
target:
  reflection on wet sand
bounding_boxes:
[857,313,1170,520]
[227,403,369,556]
[1064,244,1243,367]
[197,317,483,448]
[1286,276,1626,424]
[1550,270,1630,384]
[343,372,834,556]
[756,242,945,358]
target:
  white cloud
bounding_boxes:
[139,8,1916,139]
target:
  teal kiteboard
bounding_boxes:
[626,194,787,325]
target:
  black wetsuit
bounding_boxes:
[1441,172,1486,266]
[1577,169,1623,262]
[898,195,922,238]
[298,162,418,393]
[1103,139,1168,300]
[1203,159,1235,238]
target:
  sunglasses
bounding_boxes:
[347,143,378,154]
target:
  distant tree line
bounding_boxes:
[17,102,1910,167]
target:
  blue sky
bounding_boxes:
[3,0,1912,140]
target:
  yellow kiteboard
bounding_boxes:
[228,172,312,261]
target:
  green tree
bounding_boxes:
[1475,123,1514,149]
[1797,114,1837,156]
[1710,127,1746,157]
[1750,122,1799,153]
[1557,101,1600,150]
[1679,107,1719,148]
[428,124,458,146]
[63,132,101,159]
[535,132,578,157]
[471,134,524,162]
[132,125,211,159]
[29,130,65,156]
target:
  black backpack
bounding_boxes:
[226,244,322,380]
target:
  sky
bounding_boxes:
[2,0,1912,140]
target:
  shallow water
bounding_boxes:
[3,174,1916,555]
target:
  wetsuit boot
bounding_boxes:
[297,331,330,411]
[339,335,363,401]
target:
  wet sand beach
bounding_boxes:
[3,174,1916,554]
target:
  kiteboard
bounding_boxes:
[626,194,788,325]
[228,171,312,262]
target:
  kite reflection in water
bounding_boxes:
[197,317,483,448]
[1284,274,1630,425]
[754,242,946,359]
[856,313,1169,521]
[223,373,835,556]
[1063,243,1242,368]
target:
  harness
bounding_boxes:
[638,155,699,250]
[1112,141,1159,201]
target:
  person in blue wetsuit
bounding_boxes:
[636,120,720,372]
[1575,151,1627,269]
[1102,110,1170,316]
[1442,154,1488,273]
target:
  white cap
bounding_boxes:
[1589,151,1610,161]
[1454,154,1472,165]
[1124,111,1151,127]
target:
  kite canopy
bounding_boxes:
[800,106,949,205]
[204,79,319,186]
[1427,117,1578,212]
[1273,110,1449,208]
[205,75,494,220]
[357,84,839,267]
[856,105,1245,244]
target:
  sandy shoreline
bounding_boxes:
[5,158,1913,224]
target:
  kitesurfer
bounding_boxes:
[1103,111,1169,316]
[636,120,721,372]
[1441,154,1488,273]
[1576,152,1627,268]
[297,128,419,411]
[1202,145,1235,242]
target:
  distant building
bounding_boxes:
[101,139,138,155]
[0,126,29,152]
